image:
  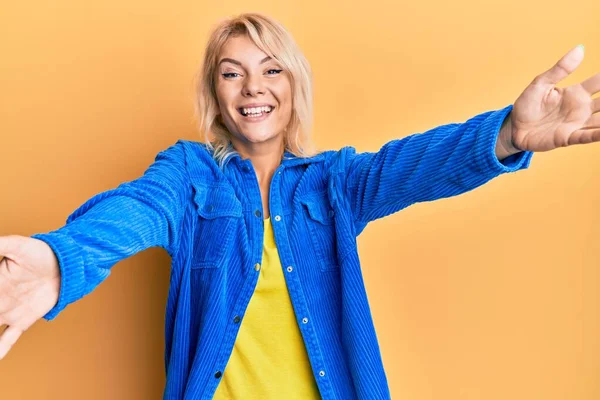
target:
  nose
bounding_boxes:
[242,73,265,97]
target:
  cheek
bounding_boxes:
[275,87,293,115]
[283,95,293,119]
[276,93,293,122]
[215,83,235,111]
[215,88,226,111]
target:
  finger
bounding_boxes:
[582,113,600,130]
[534,45,585,86]
[581,72,600,95]
[569,128,600,145]
[0,325,23,360]
[593,97,600,113]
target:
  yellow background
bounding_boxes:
[1,0,599,399]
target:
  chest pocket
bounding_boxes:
[191,183,242,269]
[299,193,339,271]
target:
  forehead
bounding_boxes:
[218,35,270,64]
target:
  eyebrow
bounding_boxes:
[218,56,272,67]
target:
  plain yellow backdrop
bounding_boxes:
[1,0,599,399]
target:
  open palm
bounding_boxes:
[509,45,600,153]
[0,236,60,360]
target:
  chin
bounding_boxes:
[239,129,281,144]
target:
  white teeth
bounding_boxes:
[241,106,273,116]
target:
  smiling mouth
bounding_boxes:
[238,105,274,117]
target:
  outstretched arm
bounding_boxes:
[343,44,598,232]
[340,105,533,231]
[0,141,191,359]
[30,140,192,320]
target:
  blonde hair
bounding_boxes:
[193,13,318,168]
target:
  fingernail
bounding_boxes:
[577,44,585,53]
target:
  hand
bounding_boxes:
[507,45,600,153]
[0,235,60,360]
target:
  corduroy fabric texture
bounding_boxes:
[32,104,533,399]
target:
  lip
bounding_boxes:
[236,103,275,122]
[239,108,273,123]
[238,103,274,109]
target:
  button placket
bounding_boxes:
[258,165,336,392]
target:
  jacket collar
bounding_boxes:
[223,147,327,169]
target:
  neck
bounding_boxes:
[231,136,284,186]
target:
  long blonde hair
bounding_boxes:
[194,13,318,168]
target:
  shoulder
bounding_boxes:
[170,139,231,185]
[162,139,214,168]
[316,146,364,175]
[170,139,212,161]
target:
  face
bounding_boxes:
[215,35,293,150]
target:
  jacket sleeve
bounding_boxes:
[30,140,192,321]
[341,105,534,232]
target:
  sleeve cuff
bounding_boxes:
[475,104,534,174]
[31,231,85,321]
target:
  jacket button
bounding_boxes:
[254,263,261,271]
[319,370,325,377]
[302,317,308,324]
[274,215,281,222]
[215,371,222,379]
[286,266,293,272]
[206,204,214,212]
[233,315,241,323]
[254,209,261,218]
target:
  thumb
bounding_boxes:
[535,44,585,86]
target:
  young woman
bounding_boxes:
[0,12,598,400]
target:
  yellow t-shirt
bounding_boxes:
[213,217,321,399]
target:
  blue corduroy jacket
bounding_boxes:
[32,104,533,399]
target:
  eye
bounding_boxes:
[266,69,283,75]
[222,72,240,79]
